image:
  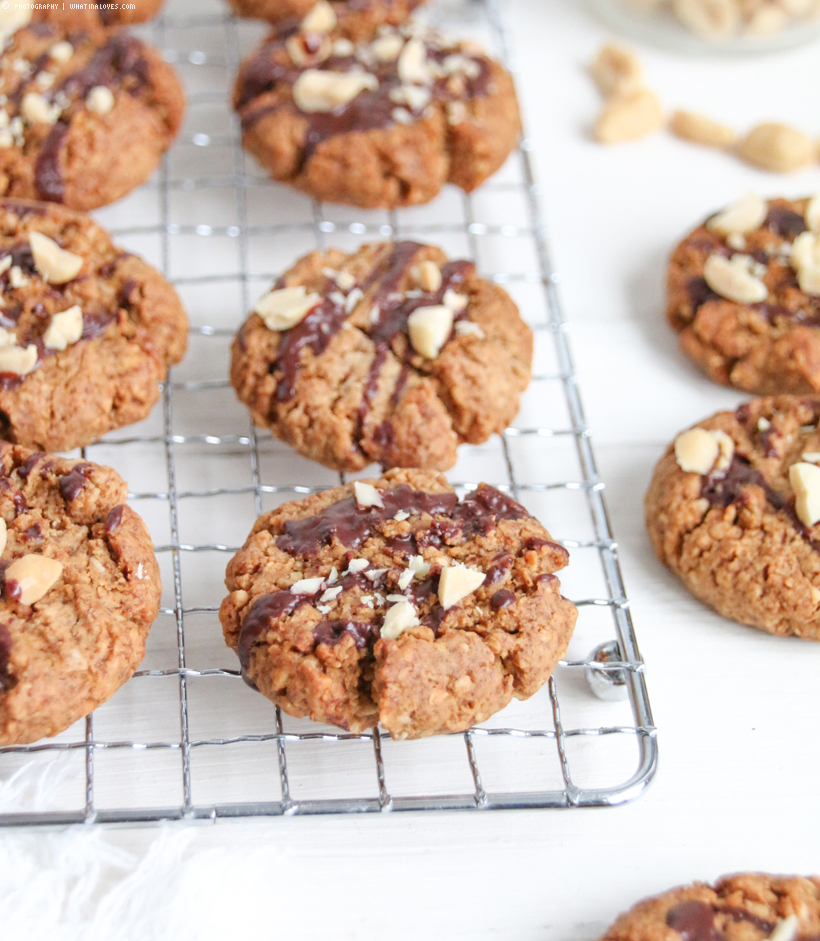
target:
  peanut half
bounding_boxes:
[593,89,664,144]
[670,110,736,149]
[738,123,814,173]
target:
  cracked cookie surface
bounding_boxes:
[234,18,520,208]
[231,240,532,472]
[0,442,161,746]
[219,468,577,739]
[0,199,188,452]
[668,196,820,395]
[0,19,184,210]
[601,874,820,941]
[646,395,820,640]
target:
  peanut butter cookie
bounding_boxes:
[234,18,520,208]
[220,469,577,738]
[601,874,820,941]
[231,240,532,472]
[668,194,820,395]
[0,14,184,209]
[0,442,161,746]
[0,199,188,452]
[646,395,820,639]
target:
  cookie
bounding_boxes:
[234,18,520,208]
[645,395,820,640]
[0,198,188,453]
[219,469,577,738]
[668,193,820,395]
[34,0,165,29]
[0,14,184,210]
[226,0,423,41]
[0,442,161,746]
[231,240,532,472]
[601,874,820,941]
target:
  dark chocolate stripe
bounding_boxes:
[238,33,491,146]
[668,900,820,941]
[276,482,527,557]
[0,622,15,693]
[702,452,820,552]
[33,34,151,202]
[59,463,93,503]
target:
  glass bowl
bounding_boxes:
[590,0,820,55]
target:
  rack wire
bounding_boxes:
[0,0,657,826]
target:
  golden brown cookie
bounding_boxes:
[0,442,161,746]
[668,194,820,395]
[600,874,820,941]
[0,17,184,210]
[645,395,820,640]
[219,469,578,739]
[231,240,533,472]
[227,0,423,41]
[0,199,188,452]
[234,18,520,208]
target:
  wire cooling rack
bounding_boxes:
[0,0,657,826]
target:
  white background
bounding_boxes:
[4,0,820,937]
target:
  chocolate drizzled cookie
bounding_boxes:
[668,193,820,395]
[231,240,532,471]
[234,15,520,207]
[0,13,183,209]
[0,442,161,746]
[600,874,820,941]
[646,395,820,639]
[220,469,577,738]
[0,199,187,452]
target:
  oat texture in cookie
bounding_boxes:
[226,0,424,40]
[0,199,188,452]
[600,873,820,941]
[233,17,521,208]
[0,13,184,210]
[0,442,161,745]
[219,469,578,739]
[231,241,532,472]
[667,194,820,395]
[645,395,820,640]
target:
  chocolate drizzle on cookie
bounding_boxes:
[702,454,820,551]
[313,619,376,649]
[272,241,473,417]
[277,483,459,556]
[237,483,535,672]
[29,34,151,203]
[667,900,819,941]
[274,294,349,403]
[35,122,71,204]
[238,590,307,672]
[277,482,529,557]
[667,903,728,941]
[0,622,15,692]
[765,204,807,240]
[59,463,93,502]
[237,26,491,153]
[105,504,125,533]
[490,589,515,610]
[0,237,117,369]
[357,244,473,444]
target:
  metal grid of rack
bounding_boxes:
[0,0,656,826]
